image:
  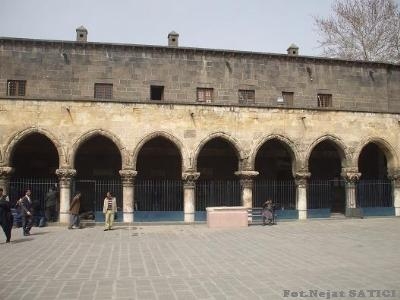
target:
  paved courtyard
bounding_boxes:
[0,218,399,300]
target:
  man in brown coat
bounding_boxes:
[68,192,81,229]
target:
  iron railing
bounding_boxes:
[307,179,346,209]
[73,178,123,212]
[253,180,296,209]
[135,179,183,211]
[195,180,241,211]
[356,179,393,207]
[9,178,58,211]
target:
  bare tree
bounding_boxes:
[314,0,400,63]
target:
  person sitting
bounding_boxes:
[262,199,275,226]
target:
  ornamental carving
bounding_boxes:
[56,168,77,187]
[235,171,259,189]
[0,167,14,178]
[295,171,311,187]
[119,169,138,185]
[182,171,200,187]
[388,170,400,188]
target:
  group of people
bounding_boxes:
[67,191,117,231]
[0,187,118,243]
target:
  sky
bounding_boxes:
[0,0,397,57]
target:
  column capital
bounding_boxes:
[388,169,400,187]
[341,168,361,184]
[295,171,311,187]
[119,169,137,186]
[56,168,76,188]
[0,166,14,178]
[182,171,200,187]
[235,170,259,189]
[56,168,76,179]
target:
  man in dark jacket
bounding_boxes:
[0,188,13,243]
[45,186,57,222]
[19,189,33,236]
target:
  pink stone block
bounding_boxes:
[206,206,248,228]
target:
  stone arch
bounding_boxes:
[249,134,300,173]
[353,137,399,174]
[3,127,65,167]
[192,132,244,171]
[305,134,350,170]
[132,131,188,171]
[70,129,128,169]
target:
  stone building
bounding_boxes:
[0,27,399,223]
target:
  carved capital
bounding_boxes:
[119,169,137,186]
[0,167,14,178]
[56,168,76,187]
[388,169,400,188]
[235,171,259,189]
[295,171,311,187]
[182,171,200,187]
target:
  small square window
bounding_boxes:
[197,88,213,103]
[282,92,294,106]
[150,85,164,101]
[317,94,332,107]
[94,83,113,99]
[7,80,26,96]
[238,90,255,104]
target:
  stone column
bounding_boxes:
[342,169,361,211]
[235,171,259,209]
[119,169,137,223]
[0,166,14,195]
[295,171,310,220]
[389,171,400,217]
[182,171,200,223]
[56,168,76,224]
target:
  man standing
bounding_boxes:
[68,192,81,229]
[0,188,13,243]
[19,189,33,236]
[45,186,57,222]
[103,191,117,231]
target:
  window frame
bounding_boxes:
[282,91,294,106]
[196,88,214,103]
[7,80,26,96]
[238,89,255,104]
[317,93,332,108]
[94,83,113,100]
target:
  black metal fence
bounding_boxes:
[356,179,393,207]
[195,180,241,211]
[9,178,58,211]
[73,179,123,212]
[253,179,296,209]
[135,179,183,211]
[307,179,346,209]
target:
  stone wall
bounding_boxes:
[1,38,399,113]
[0,99,399,174]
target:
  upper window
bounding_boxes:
[7,80,26,96]
[317,94,332,108]
[94,83,113,99]
[197,88,213,103]
[238,89,255,104]
[150,85,164,101]
[282,92,294,106]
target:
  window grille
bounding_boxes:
[317,94,332,107]
[7,80,26,96]
[238,89,255,104]
[94,83,113,99]
[197,88,213,103]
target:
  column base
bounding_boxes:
[123,212,134,223]
[184,213,195,223]
[395,207,400,217]
[59,212,70,224]
[298,210,307,220]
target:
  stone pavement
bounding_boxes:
[0,218,399,300]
